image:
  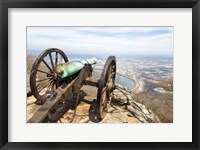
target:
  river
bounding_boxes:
[92,69,135,90]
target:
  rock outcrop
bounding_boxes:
[27,85,160,123]
[112,85,160,123]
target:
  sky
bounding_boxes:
[27,27,173,56]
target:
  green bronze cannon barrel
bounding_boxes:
[55,58,97,78]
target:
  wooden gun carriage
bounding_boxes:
[28,48,116,123]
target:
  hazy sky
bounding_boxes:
[27,27,173,56]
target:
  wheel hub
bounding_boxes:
[53,73,58,81]
[107,80,114,92]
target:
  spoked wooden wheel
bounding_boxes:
[30,48,68,103]
[96,56,116,119]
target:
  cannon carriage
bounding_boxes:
[28,48,116,123]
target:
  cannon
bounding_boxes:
[28,48,116,123]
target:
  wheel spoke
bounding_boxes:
[49,53,55,71]
[106,64,112,81]
[42,58,53,73]
[101,92,107,109]
[108,72,115,83]
[102,87,107,94]
[37,79,53,93]
[103,67,110,85]
[55,52,58,67]
[37,69,54,76]
[36,77,53,83]
[50,83,56,95]
[43,80,54,98]
[59,54,64,64]
[106,91,110,102]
